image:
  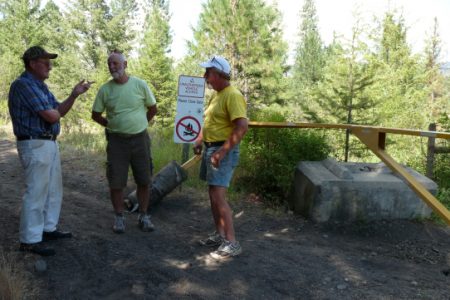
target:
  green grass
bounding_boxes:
[57,124,205,188]
[150,126,189,171]
[0,250,35,300]
[0,101,9,127]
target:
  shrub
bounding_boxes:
[431,188,450,224]
[236,108,331,206]
[433,117,450,189]
[434,153,450,189]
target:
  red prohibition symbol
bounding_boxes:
[176,116,201,142]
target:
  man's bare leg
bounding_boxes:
[136,184,149,213]
[209,185,236,243]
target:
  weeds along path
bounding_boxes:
[0,139,449,299]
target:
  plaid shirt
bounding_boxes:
[8,71,60,137]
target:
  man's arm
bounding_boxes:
[193,128,204,155]
[146,105,157,123]
[38,79,93,124]
[211,118,248,168]
[91,111,108,127]
[38,109,61,124]
[58,80,93,117]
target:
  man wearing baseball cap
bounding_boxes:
[8,46,93,256]
[194,55,248,259]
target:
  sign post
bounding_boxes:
[173,75,205,144]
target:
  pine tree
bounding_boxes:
[362,11,429,166]
[186,0,289,110]
[380,13,409,67]
[373,11,428,130]
[288,0,325,119]
[423,17,446,123]
[61,0,138,129]
[133,0,176,126]
[37,0,136,130]
[312,15,376,161]
[66,0,137,71]
[0,0,47,97]
[0,0,47,55]
[40,1,83,90]
[292,0,324,86]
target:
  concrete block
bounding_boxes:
[289,158,436,222]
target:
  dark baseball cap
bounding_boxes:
[22,46,58,63]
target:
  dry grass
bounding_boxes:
[0,250,34,300]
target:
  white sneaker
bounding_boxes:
[113,215,125,233]
[210,240,242,259]
[138,214,155,232]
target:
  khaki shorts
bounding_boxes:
[106,130,153,189]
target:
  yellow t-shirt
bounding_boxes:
[202,85,247,142]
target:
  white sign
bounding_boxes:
[173,75,205,144]
[177,75,205,98]
[175,115,201,143]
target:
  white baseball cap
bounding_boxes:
[200,55,231,75]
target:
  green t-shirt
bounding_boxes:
[92,76,156,134]
[203,85,247,142]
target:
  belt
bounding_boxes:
[17,134,57,141]
[204,141,225,148]
[107,130,146,139]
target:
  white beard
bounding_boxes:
[111,68,125,79]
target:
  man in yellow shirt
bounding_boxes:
[194,56,248,259]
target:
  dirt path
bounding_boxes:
[1,139,449,299]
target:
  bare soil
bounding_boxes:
[1,139,449,299]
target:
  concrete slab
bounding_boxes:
[289,158,436,222]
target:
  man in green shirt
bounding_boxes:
[92,50,157,233]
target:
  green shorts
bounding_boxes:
[106,130,153,189]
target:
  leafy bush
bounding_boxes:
[236,109,331,206]
[434,116,450,189]
[432,188,450,224]
[434,153,450,189]
[437,188,450,208]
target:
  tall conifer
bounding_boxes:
[186,0,289,110]
[134,0,176,126]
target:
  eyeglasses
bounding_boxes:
[34,59,52,68]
